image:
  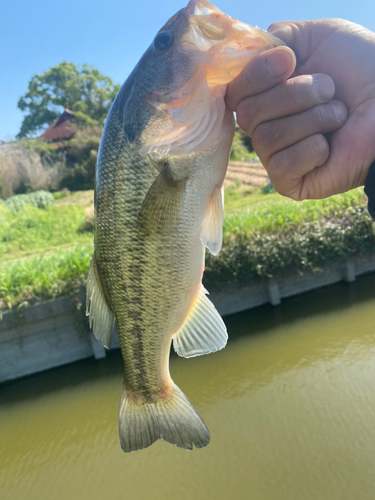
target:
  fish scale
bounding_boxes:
[86,0,283,452]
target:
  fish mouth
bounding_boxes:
[182,0,284,84]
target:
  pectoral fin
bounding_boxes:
[173,286,227,358]
[200,186,224,256]
[137,164,186,235]
[86,256,115,349]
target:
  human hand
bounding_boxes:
[226,19,375,200]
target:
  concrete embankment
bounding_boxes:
[1,254,375,384]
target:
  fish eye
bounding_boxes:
[154,31,174,51]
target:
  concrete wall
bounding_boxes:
[1,254,375,384]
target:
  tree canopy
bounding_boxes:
[17,62,121,138]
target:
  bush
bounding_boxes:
[1,190,54,212]
[230,125,254,161]
[59,126,102,190]
[0,126,102,197]
[52,188,70,200]
[204,205,375,289]
[0,143,62,198]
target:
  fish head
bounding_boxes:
[183,0,285,85]
[122,0,283,155]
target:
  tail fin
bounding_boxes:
[119,383,210,452]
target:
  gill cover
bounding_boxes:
[127,0,283,156]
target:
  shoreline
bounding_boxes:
[1,253,375,384]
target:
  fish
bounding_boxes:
[86,0,283,453]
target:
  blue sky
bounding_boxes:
[1,0,374,141]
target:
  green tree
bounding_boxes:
[17,62,121,138]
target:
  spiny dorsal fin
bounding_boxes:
[86,256,115,349]
[173,286,227,358]
[200,186,224,256]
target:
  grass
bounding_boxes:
[0,197,93,261]
[0,184,373,311]
[224,186,367,233]
[0,243,93,310]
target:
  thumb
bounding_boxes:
[268,20,337,64]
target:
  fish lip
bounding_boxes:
[180,28,283,60]
[186,0,220,16]
[183,1,284,53]
[215,30,285,57]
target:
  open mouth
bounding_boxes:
[183,1,283,57]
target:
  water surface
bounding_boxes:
[1,274,375,500]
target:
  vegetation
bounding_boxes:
[206,203,375,289]
[0,186,374,311]
[0,193,93,262]
[17,62,120,138]
[1,60,373,313]
[230,125,254,161]
[0,123,251,198]
[0,190,54,212]
[0,126,102,197]
[0,244,93,310]
[60,126,102,190]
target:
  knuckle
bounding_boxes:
[311,104,326,124]
[287,76,313,106]
[309,134,329,163]
[244,57,268,93]
[267,151,303,200]
[252,122,275,150]
[236,100,256,136]
[310,103,338,128]
[268,150,287,176]
[287,186,305,201]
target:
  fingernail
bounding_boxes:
[315,75,335,101]
[265,49,294,78]
[332,101,347,123]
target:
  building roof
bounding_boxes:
[39,109,76,141]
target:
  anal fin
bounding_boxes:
[200,186,224,256]
[86,256,115,348]
[173,287,227,358]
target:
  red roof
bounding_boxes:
[39,109,76,141]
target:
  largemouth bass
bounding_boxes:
[86,0,282,453]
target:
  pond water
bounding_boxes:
[1,274,375,500]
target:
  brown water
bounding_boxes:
[1,274,375,500]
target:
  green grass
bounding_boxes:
[0,203,93,261]
[224,185,367,232]
[0,186,373,311]
[0,243,93,310]
[205,204,375,289]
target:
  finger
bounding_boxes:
[236,73,335,136]
[264,134,330,200]
[268,20,346,65]
[268,18,353,65]
[225,46,296,111]
[252,100,348,160]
